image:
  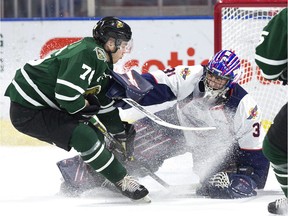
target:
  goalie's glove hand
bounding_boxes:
[78,94,101,118]
[107,122,136,161]
[197,172,257,199]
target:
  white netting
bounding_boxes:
[220,6,288,127]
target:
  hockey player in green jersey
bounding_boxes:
[4,16,149,201]
[255,7,287,215]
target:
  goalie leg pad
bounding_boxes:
[128,106,187,176]
[57,155,106,193]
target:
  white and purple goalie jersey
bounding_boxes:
[139,65,269,189]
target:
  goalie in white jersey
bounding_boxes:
[57,50,269,199]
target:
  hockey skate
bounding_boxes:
[268,197,288,215]
[115,175,151,202]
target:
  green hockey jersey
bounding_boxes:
[5,37,124,133]
[255,8,287,80]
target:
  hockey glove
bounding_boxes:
[78,94,101,118]
[197,172,257,199]
[108,122,136,161]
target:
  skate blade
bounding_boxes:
[133,195,151,203]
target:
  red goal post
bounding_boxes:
[214,0,287,130]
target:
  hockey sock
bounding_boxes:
[273,164,288,197]
[263,136,288,197]
[70,123,127,183]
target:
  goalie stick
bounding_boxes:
[108,69,215,131]
[122,98,216,131]
[137,162,200,191]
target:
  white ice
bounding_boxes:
[0,145,284,216]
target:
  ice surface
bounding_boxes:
[0,145,284,216]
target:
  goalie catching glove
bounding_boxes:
[197,172,257,199]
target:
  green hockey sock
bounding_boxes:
[70,123,127,183]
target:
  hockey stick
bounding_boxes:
[109,69,215,131]
[89,115,172,188]
[138,164,200,190]
[89,115,132,160]
[122,98,216,131]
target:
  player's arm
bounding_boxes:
[139,65,203,105]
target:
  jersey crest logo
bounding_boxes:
[94,47,107,61]
[247,105,258,120]
[180,68,191,80]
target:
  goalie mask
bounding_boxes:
[203,50,242,99]
[93,16,133,53]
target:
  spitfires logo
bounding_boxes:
[180,68,191,80]
[247,105,258,120]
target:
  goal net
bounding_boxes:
[214,0,287,130]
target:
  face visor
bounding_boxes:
[115,38,133,54]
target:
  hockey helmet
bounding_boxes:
[203,50,242,98]
[93,16,132,48]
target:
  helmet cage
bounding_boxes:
[204,67,232,89]
[203,67,231,99]
[203,50,242,99]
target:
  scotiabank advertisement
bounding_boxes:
[0,18,213,119]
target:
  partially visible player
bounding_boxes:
[255,7,287,215]
[4,16,149,201]
[58,50,270,199]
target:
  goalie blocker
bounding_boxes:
[106,69,154,108]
